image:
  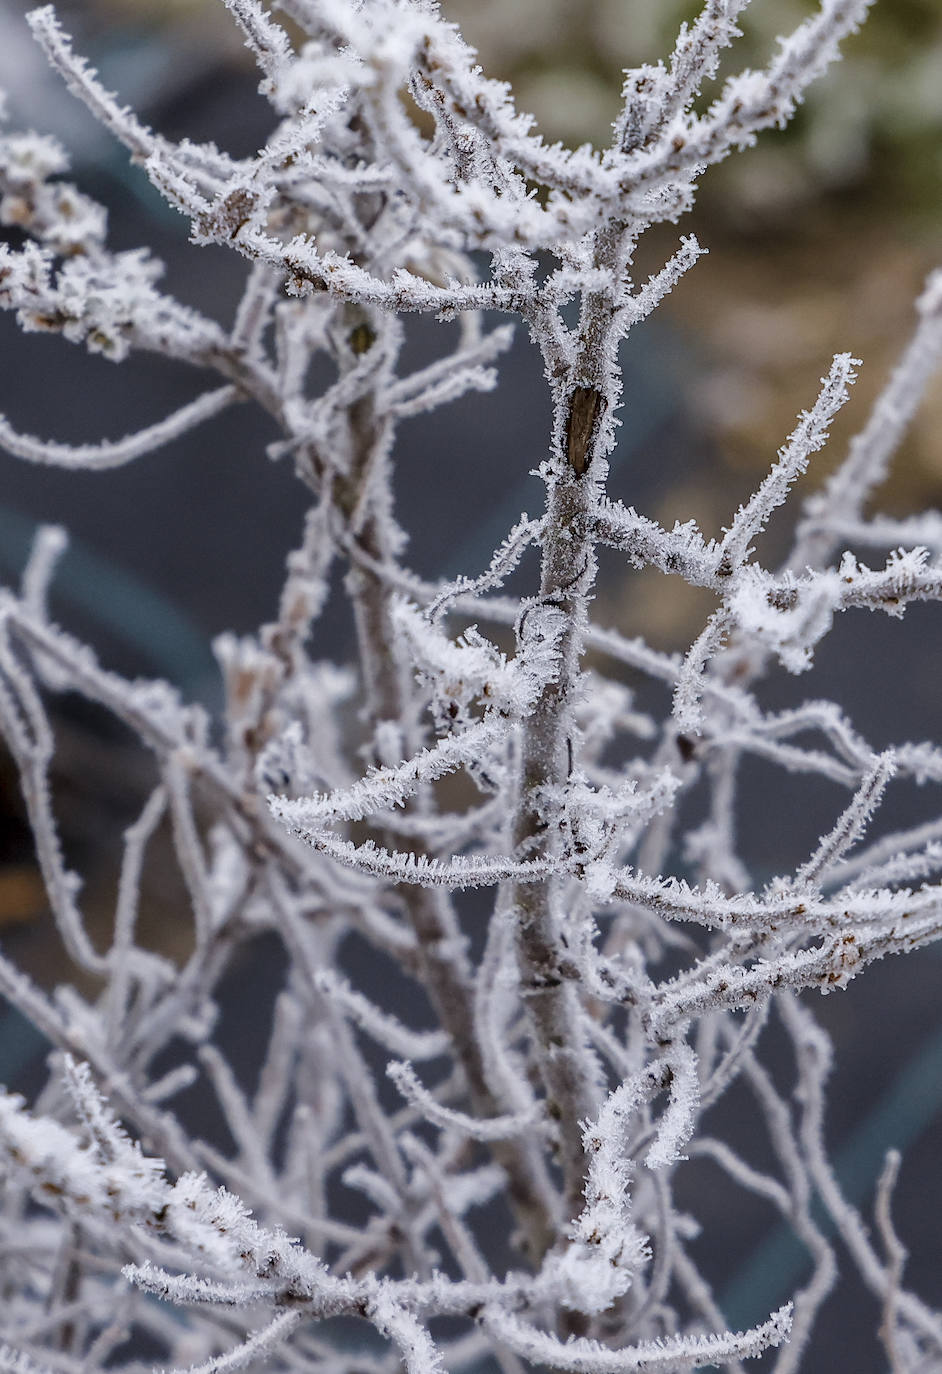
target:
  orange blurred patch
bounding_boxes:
[0,865,45,928]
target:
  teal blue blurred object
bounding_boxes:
[0,504,218,698]
[0,1005,49,1089]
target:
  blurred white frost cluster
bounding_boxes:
[0,1,941,1372]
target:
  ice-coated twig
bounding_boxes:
[315,972,450,1062]
[367,1291,445,1374]
[0,0,939,1369]
[0,387,239,470]
[637,0,752,146]
[596,501,717,587]
[483,1303,794,1372]
[690,1136,792,1215]
[176,1309,306,1374]
[387,1061,549,1142]
[0,1347,60,1374]
[615,0,875,213]
[717,352,859,575]
[425,516,543,622]
[0,624,105,973]
[794,268,942,570]
[269,710,508,826]
[221,0,294,84]
[276,825,561,890]
[621,235,708,325]
[780,996,942,1356]
[26,7,237,183]
[26,6,159,165]
[793,751,896,886]
[873,1151,909,1374]
[20,525,66,620]
[385,324,515,420]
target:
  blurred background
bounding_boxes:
[0,1,941,1368]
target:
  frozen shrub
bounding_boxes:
[0,1,941,1370]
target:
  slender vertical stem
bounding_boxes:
[335,317,559,1260]
[511,233,630,1225]
[511,473,603,1221]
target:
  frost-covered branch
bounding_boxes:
[0,0,939,1369]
